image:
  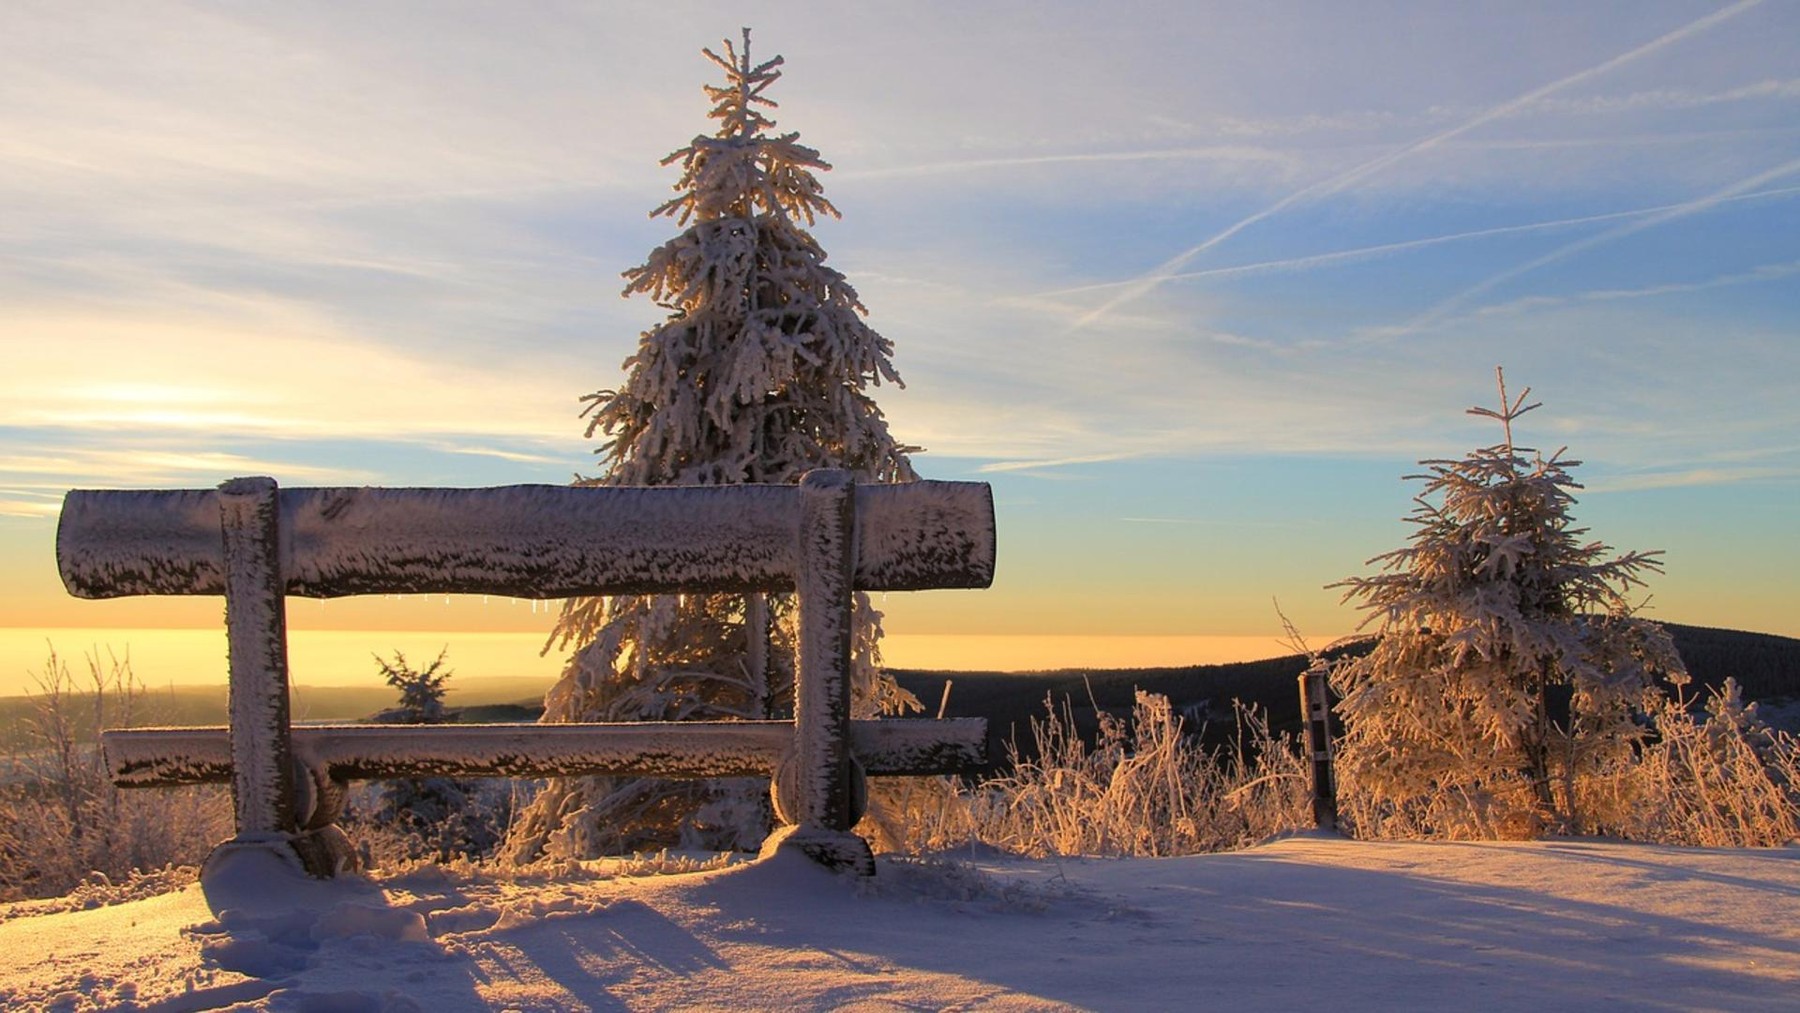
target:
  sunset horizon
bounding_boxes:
[3,8,1798,1009]
[5,2,1797,692]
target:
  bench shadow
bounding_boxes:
[489,843,1800,1011]
[191,841,1794,1009]
[465,898,728,1008]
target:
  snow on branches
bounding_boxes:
[586,29,913,491]
[1329,368,1687,838]
[513,30,922,860]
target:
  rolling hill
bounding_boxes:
[890,622,1800,772]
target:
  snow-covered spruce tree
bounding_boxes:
[1329,369,1686,838]
[507,30,919,861]
[374,648,450,725]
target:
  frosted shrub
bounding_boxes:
[342,778,529,871]
[878,691,1311,858]
[1623,680,1800,847]
[374,648,450,724]
[0,647,227,902]
[858,775,974,855]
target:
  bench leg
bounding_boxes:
[773,470,873,874]
[212,477,345,880]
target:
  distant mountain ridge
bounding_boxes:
[2,623,1793,763]
[890,623,1800,773]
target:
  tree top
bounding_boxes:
[653,28,839,228]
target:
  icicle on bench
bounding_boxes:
[57,469,994,879]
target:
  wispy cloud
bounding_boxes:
[1041,186,1800,297]
[838,146,1300,182]
[0,309,584,447]
[438,444,565,466]
[1176,77,1800,142]
[1532,77,1800,116]
[1470,259,1800,320]
[0,499,62,520]
[1587,466,1800,493]
[975,452,1144,476]
[1402,155,1800,334]
[1066,0,1766,332]
[0,448,378,491]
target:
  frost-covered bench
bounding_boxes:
[58,470,994,879]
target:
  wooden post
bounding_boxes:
[1298,662,1338,832]
[217,477,297,841]
[769,469,873,872]
[200,475,349,895]
[796,469,856,830]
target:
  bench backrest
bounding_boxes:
[59,479,995,599]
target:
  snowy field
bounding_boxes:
[2,832,1796,1011]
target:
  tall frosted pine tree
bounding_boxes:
[1329,370,1686,839]
[508,30,920,860]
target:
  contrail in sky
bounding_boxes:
[1069,0,1766,332]
[1397,154,1800,335]
[838,146,1295,180]
[1041,185,1800,295]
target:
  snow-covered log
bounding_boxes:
[102,718,988,785]
[57,479,995,599]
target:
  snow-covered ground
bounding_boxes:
[3,832,1796,1011]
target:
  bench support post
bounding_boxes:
[211,477,351,881]
[771,470,873,873]
[219,477,297,840]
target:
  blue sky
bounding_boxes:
[2,1,1797,683]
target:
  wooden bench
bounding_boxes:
[57,469,994,878]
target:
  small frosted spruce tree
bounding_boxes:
[375,648,450,725]
[368,650,504,862]
[509,30,919,860]
[1329,370,1686,838]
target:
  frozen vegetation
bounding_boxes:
[7,30,1798,1012]
[1,641,1796,1009]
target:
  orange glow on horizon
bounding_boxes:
[0,627,1331,697]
